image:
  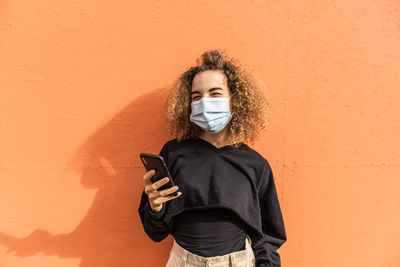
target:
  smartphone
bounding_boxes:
[139,153,178,196]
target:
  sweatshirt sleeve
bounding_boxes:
[137,143,170,242]
[138,189,169,242]
[251,161,287,267]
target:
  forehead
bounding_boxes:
[192,70,227,90]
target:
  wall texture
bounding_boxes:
[1,0,399,266]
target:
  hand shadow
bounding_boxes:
[0,86,174,267]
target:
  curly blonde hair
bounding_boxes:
[164,48,271,148]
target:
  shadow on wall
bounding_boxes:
[0,87,175,266]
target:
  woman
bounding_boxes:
[138,49,287,267]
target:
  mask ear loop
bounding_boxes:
[227,95,234,116]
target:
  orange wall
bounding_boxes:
[1,1,399,266]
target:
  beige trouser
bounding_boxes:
[165,235,256,267]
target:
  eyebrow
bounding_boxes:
[191,87,223,95]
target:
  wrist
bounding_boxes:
[150,203,163,213]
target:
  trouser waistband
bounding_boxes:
[170,234,253,265]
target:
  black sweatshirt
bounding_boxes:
[138,137,287,267]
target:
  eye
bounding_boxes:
[193,96,201,100]
[212,93,222,96]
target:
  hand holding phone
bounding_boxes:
[140,153,182,213]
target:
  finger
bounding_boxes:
[150,190,182,204]
[143,169,156,185]
[158,185,179,197]
[152,176,170,191]
[145,176,169,195]
[148,184,177,200]
[164,191,182,201]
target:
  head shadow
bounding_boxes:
[0,86,175,267]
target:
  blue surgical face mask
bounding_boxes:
[190,96,232,134]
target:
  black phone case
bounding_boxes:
[139,153,178,196]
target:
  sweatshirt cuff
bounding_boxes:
[147,201,167,219]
